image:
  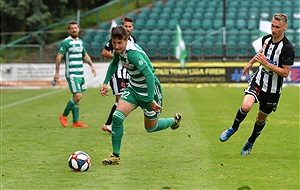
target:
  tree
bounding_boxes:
[1,0,52,32]
[1,0,52,43]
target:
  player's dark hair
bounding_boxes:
[122,16,134,25]
[68,20,78,29]
[111,26,128,40]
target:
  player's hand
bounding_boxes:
[100,84,109,96]
[53,73,59,83]
[242,64,251,76]
[149,100,162,113]
[91,66,96,77]
[254,53,268,66]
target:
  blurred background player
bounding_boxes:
[54,20,96,128]
[100,26,182,165]
[219,13,295,154]
[101,16,136,133]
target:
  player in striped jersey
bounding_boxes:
[54,20,96,128]
[220,13,295,154]
[100,26,182,165]
[101,16,136,133]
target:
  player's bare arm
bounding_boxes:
[101,48,114,58]
[243,49,263,76]
[254,53,291,78]
[84,53,96,76]
[100,84,109,97]
[54,53,64,82]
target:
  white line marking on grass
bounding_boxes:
[0,89,64,109]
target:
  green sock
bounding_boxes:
[146,118,175,133]
[63,98,75,116]
[72,104,79,123]
[112,110,126,155]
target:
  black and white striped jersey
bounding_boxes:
[103,35,136,79]
[251,34,295,94]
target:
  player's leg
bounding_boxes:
[241,92,279,155]
[220,83,258,142]
[142,84,181,132]
[233,94,255,131]
[59,97,75,128]
[144,114,182,132]
[240,111,268,155]
[249,111,268,142]
[59,77,77,127]
[71,92,82,122]
[102,78,125,132]
[102,88,136,165]
[71,77,87,128]
[102,95,121,132]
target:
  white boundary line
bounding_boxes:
[0,89,64,109]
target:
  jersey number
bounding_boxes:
[121,91,130,99]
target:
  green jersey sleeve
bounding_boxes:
[58,40,68,55]
[141,67,155,102]
[128,51,155,102]
[103,54,119,84]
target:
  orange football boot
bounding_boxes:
[72,121,88,128]
[59,114,68,128]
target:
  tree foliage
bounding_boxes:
[0,0,108,43]
[1,0,51,32]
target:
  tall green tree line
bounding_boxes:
[0,0,109,44]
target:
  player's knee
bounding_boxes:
[112,110,126,126]
[256,111,268,123]
[73,93,82,104]
[241,104,252,112]
[256,116,266,123]
[145,124,158,133]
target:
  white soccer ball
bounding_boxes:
[68,151,91,172]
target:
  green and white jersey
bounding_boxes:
[104,41,160,102]
[58,36,87,78]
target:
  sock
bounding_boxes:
[111,110,126,155]
[146,118,175,133]
[72,103,79,123]
[105,103,117,125]
[63,98,75,116]
[232,108,248,131]
[248,120,266,143]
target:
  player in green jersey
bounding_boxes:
[54,20,96,128]
[100,26,182,165]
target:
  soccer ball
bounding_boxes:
[68,151,91,172]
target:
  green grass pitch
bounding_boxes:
[1,86,299,189]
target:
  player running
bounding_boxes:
[100,26,182,165]
[219,13,295,155]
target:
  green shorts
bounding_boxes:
[67,76,86,94]
[120,84,163,120]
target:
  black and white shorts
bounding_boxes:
[245,82,280,115]
[109,76,129,96]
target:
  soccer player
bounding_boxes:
[54,20,96,128]
[100,26,182,165]
[219,13,295,154]
[101,16,136,133]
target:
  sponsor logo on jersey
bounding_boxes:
[138,60,143,65]
[70,45,83,52]
[262,43,268,50]
[266,58,277,66]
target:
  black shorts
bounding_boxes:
[109,77,129,96]
[244,82,280,115]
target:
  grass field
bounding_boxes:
[1,86,299,190]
